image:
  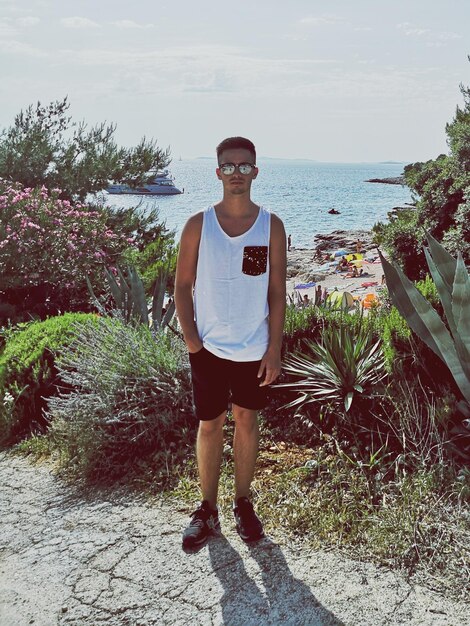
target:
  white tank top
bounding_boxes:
[194,205,271,361]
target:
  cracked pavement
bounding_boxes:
[0,452,468,625]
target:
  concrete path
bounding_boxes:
[0,452,468,626]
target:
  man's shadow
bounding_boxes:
[207,534,344,626]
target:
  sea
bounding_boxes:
[103,159,413,249]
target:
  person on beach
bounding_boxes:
[336,256,349,272]
[287,234,292,251]
[175,136,287,549]
[313,246,323,262]
[315,285,322,305]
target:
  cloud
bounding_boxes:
[0,17,17,38]
[397,22,462,45]
[111,20,154,29]
[183,69,234,93]
[397,23,428,36]
[61,17,100,29]
[300,15,342,26]
[56,44,344,100]
[0,38,47,57]
[17,16,40,26]
[437,31,462,41]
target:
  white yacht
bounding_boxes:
[106,170,183,195]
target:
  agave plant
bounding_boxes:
[86,262,175,332]
[379,232,470,411]
[278,321,387,413]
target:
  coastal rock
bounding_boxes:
[313,229,375,252]
[365,176,405,185]
[387,205,417,219]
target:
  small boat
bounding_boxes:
[106,169,183,195]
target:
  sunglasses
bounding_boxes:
[218,163,256,175]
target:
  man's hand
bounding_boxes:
[186,338,204,354]
[257,346,281,387]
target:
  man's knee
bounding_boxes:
[232,406,259,431]
[198,411,226,435]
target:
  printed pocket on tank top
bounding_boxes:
[242,246,268,276]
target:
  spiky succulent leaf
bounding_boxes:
[424,246,457,337]
[161,298,175,329]
[426,232,456,292]
[452,253,470,380]
[152,272,169,330]
[85,275,101,310]
[104,267,124,309]
[127,266,148,324]
[380,252,454,363]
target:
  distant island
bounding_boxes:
[194,157,408,166]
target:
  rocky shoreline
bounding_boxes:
[365,176,405,185]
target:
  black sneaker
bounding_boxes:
[182,501,220,549]
[233,497,265,542]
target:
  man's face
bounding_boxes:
[216,148,258,196]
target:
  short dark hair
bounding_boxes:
[216,137,256,163]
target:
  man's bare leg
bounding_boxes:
[196,411,226,509]
[232,405,259,500]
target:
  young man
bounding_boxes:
[175,137,286,548]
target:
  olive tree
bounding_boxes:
[0,97,171,201]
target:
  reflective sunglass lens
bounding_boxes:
[221,165,235,175]
[219,163,254,175]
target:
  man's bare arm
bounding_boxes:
[174,213,204,354]
[258,213,287,386]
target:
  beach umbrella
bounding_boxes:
[333,249,349,257]
[327,290,354,310]
[362,293,379,309]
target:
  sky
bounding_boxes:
[0,0,469,163]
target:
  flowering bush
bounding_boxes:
[0,181,133,290]
[0,181,135,321]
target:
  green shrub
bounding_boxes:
[47,317,194,484]
[0,312,98,445]
[283,304,363,355]
[373,209,427,280]
[374,306,411,372]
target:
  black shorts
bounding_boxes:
[189,347,268,421]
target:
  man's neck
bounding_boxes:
[215,194,258,217]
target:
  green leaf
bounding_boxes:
[452,253,470,381]
[129,265,148,325]
[380,252,447,361]
[104,267,124,308]
[161,299,175,329]
[85,275,100,310]
[424,247,457,336]
[426,231,456,292]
